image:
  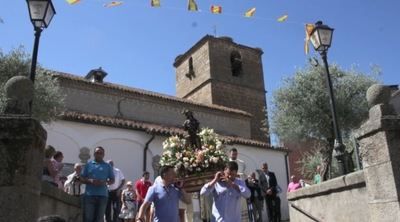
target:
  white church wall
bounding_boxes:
[230,144,290,221]
[44,120,162,184]
[44,120,289,219]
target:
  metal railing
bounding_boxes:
[290,203,322,222]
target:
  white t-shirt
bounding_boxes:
[230,158,247,179]
[108,167,125,191]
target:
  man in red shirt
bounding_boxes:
[135,171,152,221]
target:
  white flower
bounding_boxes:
[211,157,219,163]
[183,157,189,162]
[175,152,182,159]
[164,150,172,157]
[184,162,190,168]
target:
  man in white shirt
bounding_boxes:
[228,148,249,221]
[105,160,125,222]
[64,163,85,196]
[229,148,247,179]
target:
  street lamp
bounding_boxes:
[26,0,56,83]
[310,21,347,175]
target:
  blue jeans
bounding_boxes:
[84,195,108,222]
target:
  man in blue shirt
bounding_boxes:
[135,165,192,222]
[200,161,251,222]
[81,146,115,222]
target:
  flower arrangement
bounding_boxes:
[160,128,229,177]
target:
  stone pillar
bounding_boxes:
[356,84,400,221]
[0,76,47,221]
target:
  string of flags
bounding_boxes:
[104,1,123,8]
[64,0,291,22]
[304,24,315,55]
[151,0,160,8]
[188,0,198,12]
[64,0,283,20]
[244,8,256,18]
[66,0,80,5]
[210,5,222,14]
[63,0,316,55]
[277,14,288,22]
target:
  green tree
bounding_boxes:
[0,47,65,122]
[271,59,379,179]
[260,106,271,142]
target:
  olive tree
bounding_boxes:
[271,60,379,179]
[0,47,64,122]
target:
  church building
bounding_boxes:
[44,35,290,220]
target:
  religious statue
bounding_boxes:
[182,109,202,150]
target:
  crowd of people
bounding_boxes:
[42,145,322,222]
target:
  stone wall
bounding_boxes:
[174,35,269,142]
[39,182,82,222]
[0,115,47,222]
[287,85,400,222]
[390,90,400,113]
[60,78,252,139]
[175,41,212,100]
[287,171,368,222]
[354,85,400,221]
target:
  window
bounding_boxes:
[230,51,242,76]
[185,57,195,80]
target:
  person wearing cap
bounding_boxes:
[119,181,137,222]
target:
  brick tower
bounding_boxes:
[173,35,270,143]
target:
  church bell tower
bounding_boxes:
[174,35,270,143]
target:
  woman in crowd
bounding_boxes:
[52,151,64,189]
[287,175,301,192]
[42,145,57,187]
[119,181,137,222]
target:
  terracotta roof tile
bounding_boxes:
[60,111,287,152]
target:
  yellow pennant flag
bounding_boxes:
[188,0,198,12]
[210,5,222,14]
[104,1,123,7]
[244,7,256,17]
[305,23,315,55]
[151,0,160,7]
[277,14,288,22]
[66,0,80,4]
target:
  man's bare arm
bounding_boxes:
[136,201,151,221]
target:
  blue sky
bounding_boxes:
[1,1,398,129]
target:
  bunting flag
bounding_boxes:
[210,5,222,14]
[277,14,288,22]
[66,0,80,5]
[151,0,160,7]
[188,0,198,12]
[244,7,256,17]
[103,1,123,7]
[304,23,315,54]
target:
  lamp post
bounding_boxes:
[26,0,56,83]
[310,21,347,175]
